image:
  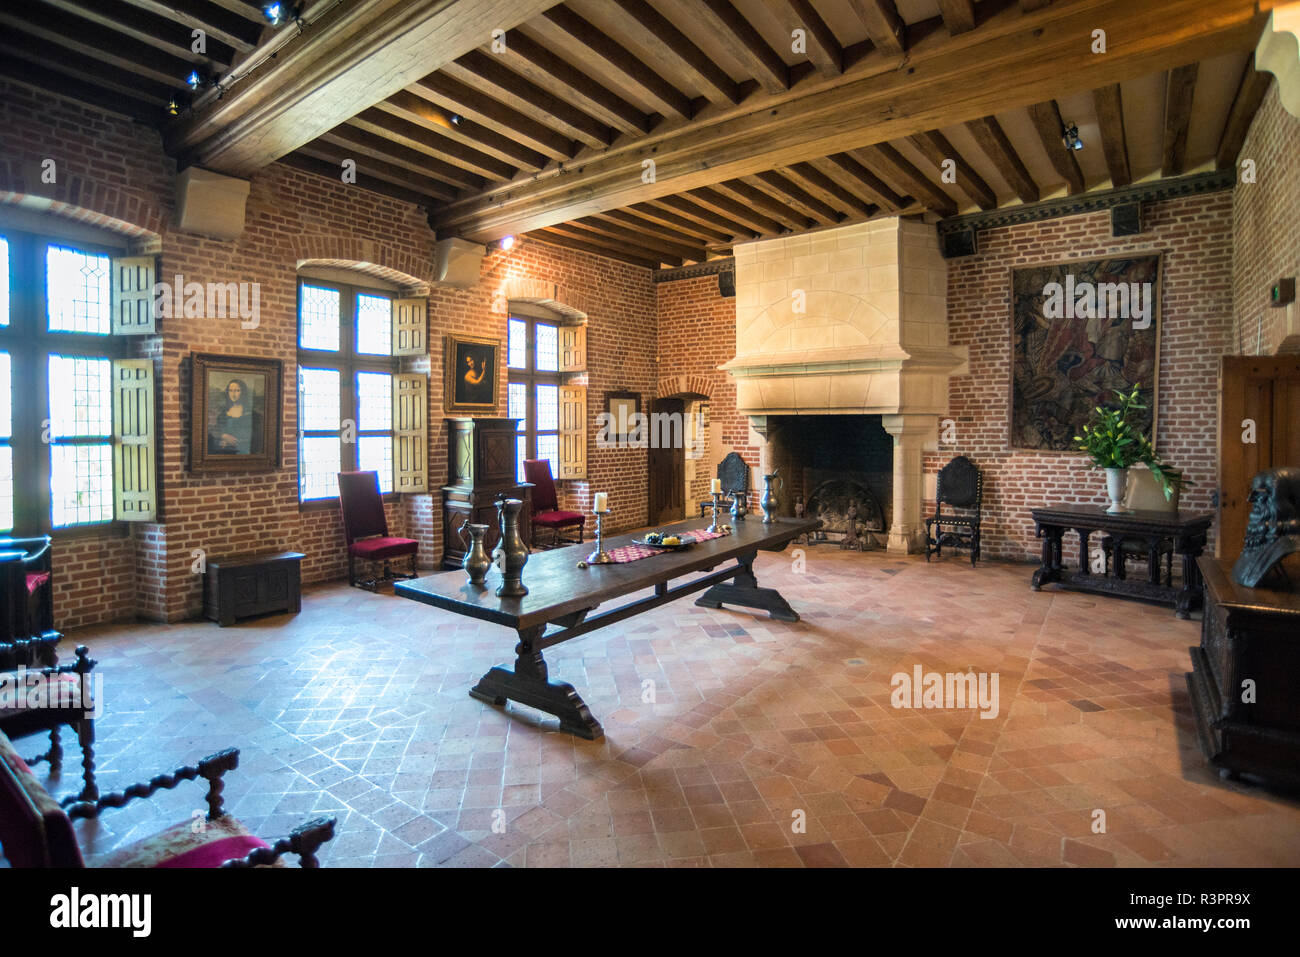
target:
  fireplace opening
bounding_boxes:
[761,415,892,549]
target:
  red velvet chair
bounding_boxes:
[523,459,584,548]
[336,471,419,590]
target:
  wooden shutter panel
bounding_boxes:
[393,298,427,356]
[558,385,586,479]
[393,373,427,492]
[111,256,155,334]
[112,359,156,521]
[559,324,586,372]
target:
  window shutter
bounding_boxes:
[112,359,156,521]
[393,298,427,356]
[558,385,586,479]
[559,324,586,372]
[111,256,155,335]
[393,373,427,492]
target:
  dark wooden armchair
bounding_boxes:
[0,537,54,640]
[698,452,751,517]
[925,455,983,566]
[524,458,584,547]
[0,730,336,868]
[337,470,419,590]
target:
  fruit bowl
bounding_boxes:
[633,532,691,550]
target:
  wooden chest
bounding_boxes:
[1186,556,1300,788]
[204,551,305,627]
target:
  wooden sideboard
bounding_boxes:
[1186,556,1300,788]
[441,417,532,569]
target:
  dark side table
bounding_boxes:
[204,551,305,626]
[1029,505,1213,618]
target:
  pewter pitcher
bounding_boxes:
[494,497,529,597]
[760,472,783,523]
[459,520,492,587]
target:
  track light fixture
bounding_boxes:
[185,68,210,90]
[1061,122,1084,151]
[262,2,302,26]
[490,236,516,253]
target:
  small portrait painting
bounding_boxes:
[445,335,500,412]
[207,373,265,455]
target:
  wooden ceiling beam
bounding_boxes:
[605,0,741,105]
[318,127,472,196]
[407,73,575,162]
[759,0,842,76]
[0,51,162,121]
[530,230,660,269]
[780,162,878,218]
[855,144,958,215]
[497,29,650,135]
[906,131,996,209]
[1020,0,1051,10]
[1027,99,1085,194]
[750,171,843,225]
[537,6,693,120]
[542,222,679,266]
[346,107,517,183]
[596,208,722,248]
[117,0,262,52]
[1162,63,1199,176]
[292,143,457,202]
[966,115,1039,204]
[377,89,549,171]
[1216,62,1273,171]
[279,151,445,207]
[439,54,609,151]
[33,0,239,69]
[165,0,559,175]
[815,153,905,210]
[937,0,977,34]
[1091,83,1131,187]
[574,216,708,261]
[688,186,791,234]
[846,0,906,56]
[626,202,739,243]
[649,196,757,240]
[710,181,811,231]
[695,0,789,94]
[433,0,1263,239]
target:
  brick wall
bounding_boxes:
[1232,80,1300,356]
[927,190,1234,560]
[0,78,654,626]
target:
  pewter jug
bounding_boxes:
[494,497,529,597]
[760,472,783,523]
[730,489,748,522]
[459,520,491,587]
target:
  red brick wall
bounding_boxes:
[0,78,654,626]
[927,190,1234,560]
[1232,80,1300,356]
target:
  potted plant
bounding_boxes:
[1073,384,1184,513]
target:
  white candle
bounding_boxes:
[711,479,722,494]
[593,492,608,512]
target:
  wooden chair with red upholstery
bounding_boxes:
[0,728,336,868]
[524,458,584,548]
[337,470,419,591]
[0,536,54,641]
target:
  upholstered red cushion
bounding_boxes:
[534,509,584,528]
[99,815,277,869]
[25,572,50,595]
[348,536,418,560]
[0,672,92,719]
[0,729,84,867]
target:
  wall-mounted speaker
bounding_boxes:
[1112,203,1143,237]
[940,228,977,259]
[718,270,735,298]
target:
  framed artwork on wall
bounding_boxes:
[1009,253,1162,452]
[444,334,500,413]
[604,390,641,444]
[189,353,282,472]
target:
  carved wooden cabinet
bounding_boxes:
[441,418,532,569]
[1186,556,1300,788]
[204,551,305,627]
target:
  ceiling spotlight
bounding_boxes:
[262,2,300,25]
[186,69,207,90]
[450,113,462,126]
[491,235,516,252]
[166,97,182,116]
[1062,122,1084,151]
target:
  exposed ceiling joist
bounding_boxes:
[1216,63,1273,170]
[117,0,262,52]
[846,0,906,57]
[1027,99,1085,194]
[406,73,576,162]
[966,115,1039,204]
[694,0,789,94]
[759,0,842,77]
[376,89,549,171]
[1163,63,1199,176]
[1092,83,1132,187]
[937,0,977,35]
[907,131,997,210]
[603,0,741,106]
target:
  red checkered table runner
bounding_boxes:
[602,528,729,564]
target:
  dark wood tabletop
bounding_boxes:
[1031,504,1213,532]
[396,514,819,631]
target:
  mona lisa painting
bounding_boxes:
[444,334,500,413]
[189,353,282,472]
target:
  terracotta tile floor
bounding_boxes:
[14,548,1300,867]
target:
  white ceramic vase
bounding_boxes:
[1104,467,1129,513]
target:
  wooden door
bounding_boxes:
[1218,356,1300,559]
[648,398,685,525]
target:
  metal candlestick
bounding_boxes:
[586,508,614,564]
[707,492,723,533]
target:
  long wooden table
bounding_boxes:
[1030,504,1213,618]
[395,515,820,739]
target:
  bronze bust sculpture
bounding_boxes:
[1231,467,1300,588]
